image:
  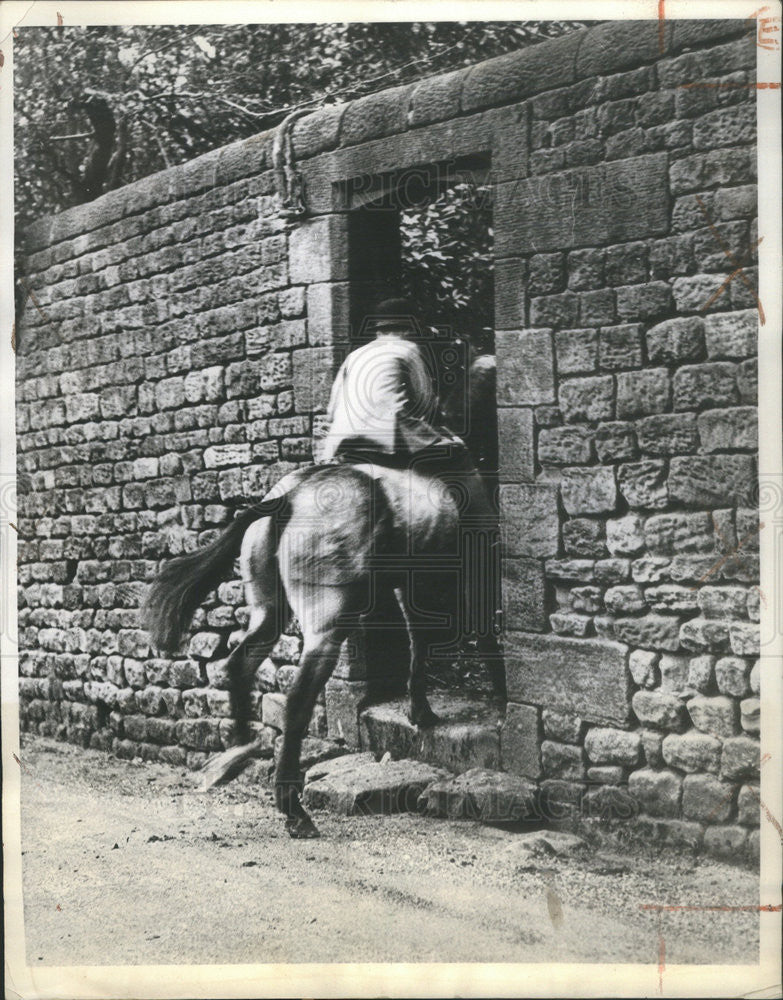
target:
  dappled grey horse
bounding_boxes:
[143,356,500,838]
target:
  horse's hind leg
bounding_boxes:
[226,516,285,742]
[274,626,345,839]
[394,585,440,729]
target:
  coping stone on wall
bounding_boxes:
[292,103,348,159]
[575,20,673,78]
[461,30,584,113]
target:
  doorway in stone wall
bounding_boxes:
[345,156,498,697]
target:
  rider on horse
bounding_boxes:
[321,297,494,524]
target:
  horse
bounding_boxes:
[143,356,501,839]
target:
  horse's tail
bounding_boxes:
[142,496,289,654]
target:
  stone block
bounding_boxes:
[289,215,348,284]
[646,317,705,364]
[570,586,603,614]
[175,718,222,752]
[673,362,739,411]
[408,67,469,127]
[614,614,681,652]
[584,727,641,766]
[715,656,750,697]
[462,31,581,112]
[641,729,664,767]
[568,248,605,290]
[616,282,672,321]
[616,368,671,419]
[541,740,585,780]
[740,697,760,734]
[495,153,669,255]
[643,586,696,618]
[528,253,565,295]
[606,514,645,556]
[669,455,755,508]
[697,586,747,619]
[679,617,731,652]
[502,558,547,632]
[500,702,541,778]
[563,519,606,558]
[292,346,337,412]
[505,632,631,727]
[629,649,659,689]
[704,310,757,359]
[549,613,592,636]
[579,289,615,326]
[586,766,625,786]
[306,282,351,346]
[729,621,759,657]
[632,690,688,731]
[559,375,614,422]
[325,679,371,748]
[704,824,749,862]
[682,774,735,822]
[604,585,646,615]
[662,731,721,774]
[555,329,598,374]
[499,483,559,557]
[644,512,712,556]
[494,258,526,329]
[545,559,596,582]
[561,466,617,515]
[635,414,699,456]
[498,409,535,481]
[688,695,739,738]
[418,768,538,823]
[737,359,757,403]
[261,691,287,731]
[303,755,447,816]
[598,324,642,370]
[496,329,554,405]
[595,422,637,462]
[687,654,715,693]
[658,653,691,694]
[188,631,225,660]
[628,767,682,818]
[721,735,760,781]
[736,783,760,826]
[538,426,592,465]
[541,709,583,744]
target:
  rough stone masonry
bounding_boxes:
[15,18,761,862]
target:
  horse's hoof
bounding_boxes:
[410,708,441,728]
[286,815,321,839]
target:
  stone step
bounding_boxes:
[359,691,505,774]
[302,754,448,816]
[419,768,539,822]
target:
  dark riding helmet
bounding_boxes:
[366,297,422,338]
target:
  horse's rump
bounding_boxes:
[280,465,394,585]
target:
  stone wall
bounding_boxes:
[16,18,760,859]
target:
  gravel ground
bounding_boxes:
[16,735,759,968]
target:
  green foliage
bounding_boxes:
[14,21,588,229]
[400,182,494,355]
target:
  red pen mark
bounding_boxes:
[750,6,781,50]
[658,933,665,993]
[695,195,765,323]
[17,278,50,325]
[689,520,764,590]
[642,903,782,912]
[9,522,17,532]
[679,80,781,89]
[760,752,772,766]
[751,584,767,607]
[55,904,61,911]
[657,0,666,55]
[743,784,783,842]
[56,11,63,26]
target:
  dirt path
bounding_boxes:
[16,736,758,967]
